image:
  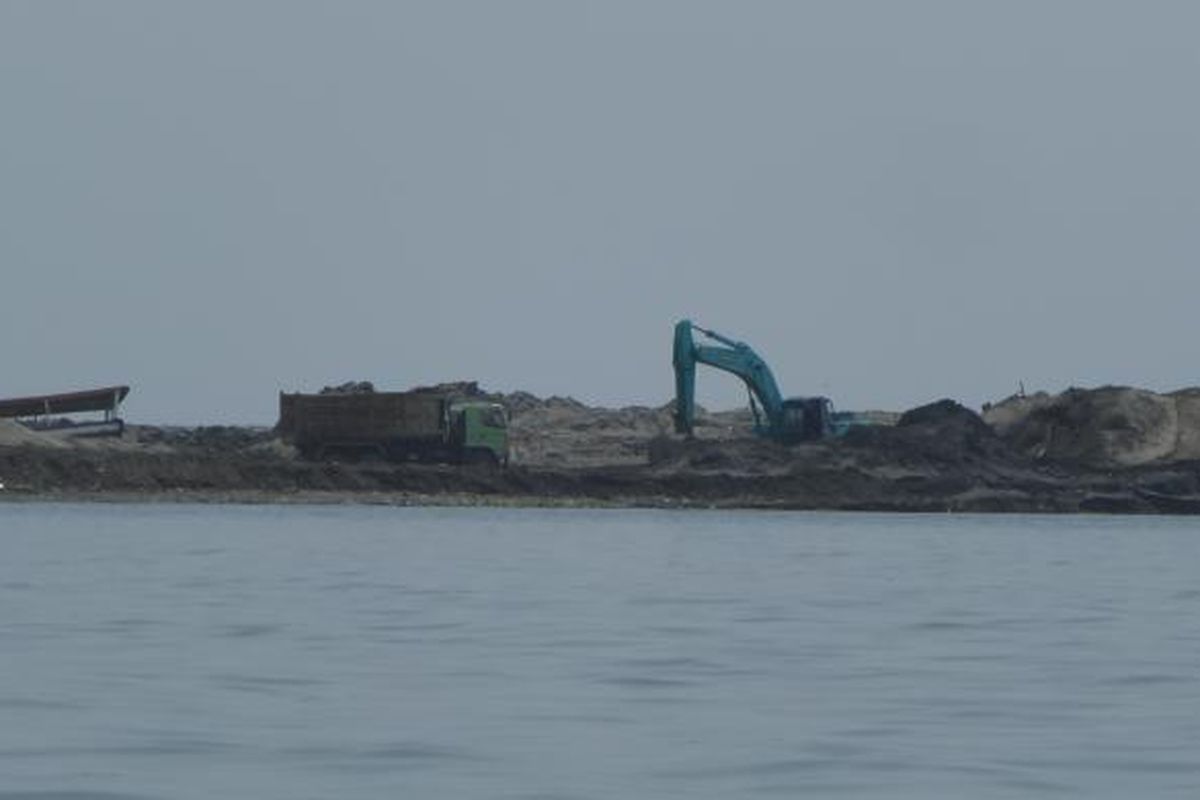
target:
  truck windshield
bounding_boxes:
[482,406,507,429]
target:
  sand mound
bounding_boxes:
[500,390,754,469]
[505,395,675,468]
[840,399,1011,468]
[984,386,1200,466]
[0,420,70,449]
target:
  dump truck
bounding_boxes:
[278,388,509,465]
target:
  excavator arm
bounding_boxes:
[673,319,785,436]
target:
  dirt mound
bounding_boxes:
[133,425,280,453]
[646,433,805,475]
[1168,388,1200,460]
[319,381,376,394]
[507,396,673,468]
[0,420,69,449]
[898,399,991,432]
[500,389,762,469]
[842,399,1008,467]
[981,392,1056,437]
[985,386,1200,466]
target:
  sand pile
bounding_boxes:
[840,399,1012,469]
[645,434,804,475]
[1169,388,1200,460]
[505,395,674,468]
[0,420,69,449]
[984,386,1200,466]
[502,392,751,469]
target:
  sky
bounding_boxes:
[2,1,1197,424]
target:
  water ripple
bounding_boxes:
[220,622,286,638]
[5,505,1200,798]
[0,793,161,800]
[282,741,485,772]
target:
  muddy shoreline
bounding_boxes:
[4,387,1200,514]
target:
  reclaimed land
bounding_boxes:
[5,387,1200,514]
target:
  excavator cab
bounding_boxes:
[778,397,834,443]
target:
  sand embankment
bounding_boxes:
[0,420,69,449]
[3,386,1200,513]
[984,386,1200,467]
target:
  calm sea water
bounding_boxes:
[1,504,1199,799]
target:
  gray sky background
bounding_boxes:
[2,2,1197,424]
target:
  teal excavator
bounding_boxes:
[673,319,835,443]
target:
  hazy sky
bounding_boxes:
[2,2,1197,424]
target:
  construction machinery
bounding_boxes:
[278,387,509,465]
[0,385,129,438]
[673,319,847,443]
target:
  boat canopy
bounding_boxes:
[0,386,130,418]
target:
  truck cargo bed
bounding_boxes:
[279,392,446,449]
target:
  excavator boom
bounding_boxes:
[673,319,833,442]
[673,320,698,435]
[673,319,786,436]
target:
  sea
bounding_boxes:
[2,503,1199,799]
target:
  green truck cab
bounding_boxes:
[449,401,510,465]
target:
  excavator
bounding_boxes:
[672,319,836,443]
